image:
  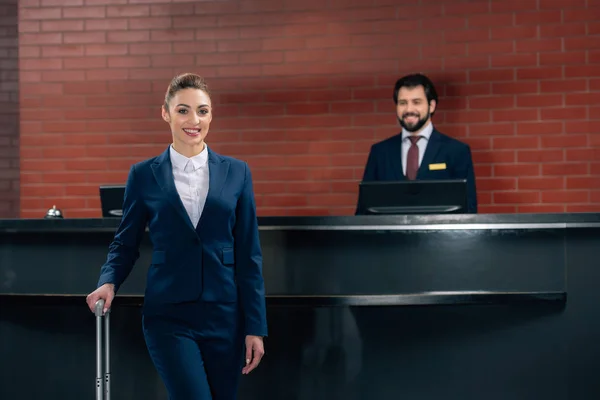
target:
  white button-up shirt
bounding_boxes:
[169,144,209,228]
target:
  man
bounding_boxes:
[357,73,477,214]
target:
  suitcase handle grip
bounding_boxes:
[94,299,105,317]
[95,299,110,400]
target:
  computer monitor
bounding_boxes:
[99,185,125,217]
[356,179,468,215]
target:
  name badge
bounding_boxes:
[429,163,446,171]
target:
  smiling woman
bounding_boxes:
[85,72,268,399]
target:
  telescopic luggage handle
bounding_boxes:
[95,299,111,400]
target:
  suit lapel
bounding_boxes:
[150,147,197,234]
[389,134,405,180]
[196,148,230,231]
[418,129,442,179]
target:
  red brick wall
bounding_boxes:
[0,0,19,218]
[18,0,600,218]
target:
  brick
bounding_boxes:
[542,191,589,204]
[472,150,515,163]
[20,58,63,71]
[493,136,539,149]
[517,94,563,108]
[129,17,172,30]
[516,10,562,25]
[106,5,149,17]
[331,101,375,114]
[475,165,493,177]
[63,57,106,70]
[494,191,540,204]
[307,194,357,207]
[540,23,586,37]
[543,163,588,175]
[563,7,600,22]
[565,36,600,51]
[444,28,489,43]
[565,121,600,134]
[469,96,514,109]
[422,44,467,58]
[107,31,150,43]
[85,19,128,31]
[540,52,586,66]
[518,150,564,163]
[287,103,329,115]
[491,25,537,40]
[19,32,62,45]
[567,177,600,189]
[566,65,600,78]
[468,13,513,27]
[130,42,172,55]
[18,21,40,33]
[469,69,513,82]
[195,28,239,41]
[516,66,563,80]
[85,69,129,81]
[477,178,517,191]
[469,41,513,55]
[20,8,61,20]
[83,44,127,56]
[492,54,537,68]
[492,82,538,95]
[63,32,106,44]
[494,164,540,177]
[63,7,106,19]
[542,134,587,148]
[566,148,599,162]
[540,79,586,93]
[240,52,283,64]
[565,93,600,106]
[516,39,562,53]
[151,29,195,42]
[42,20,84,32]
[539,0,586,9]
[518,122,564,136]
[492,109,538,122]
[540,107,587,120]
[491,0,536,12]
[518,177,564,190]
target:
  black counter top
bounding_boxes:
[0,213,599,232]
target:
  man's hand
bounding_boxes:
[85,283,115,314]
[242,335,264,375]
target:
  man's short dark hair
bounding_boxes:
[393,73,438,106]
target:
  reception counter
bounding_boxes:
[1,213,599,399]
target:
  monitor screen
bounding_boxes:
[356,179,468,215]
[99,185,125,218]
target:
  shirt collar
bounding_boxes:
[401,121,434,142]
[169,144,208,171]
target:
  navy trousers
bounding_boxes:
[142,302,244,400]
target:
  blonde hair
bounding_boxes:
[163,72,211,110]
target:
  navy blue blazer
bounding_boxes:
[358,129,477,213]
[97,146,268,337]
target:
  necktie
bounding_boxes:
[406,135,422,180]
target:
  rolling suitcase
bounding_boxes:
[95,299,111,400]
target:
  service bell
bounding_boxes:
[45,205,64,219]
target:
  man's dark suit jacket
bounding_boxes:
[357,129,477,214]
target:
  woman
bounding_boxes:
[86,73,267,400]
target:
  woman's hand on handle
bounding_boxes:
[86,283,115,314]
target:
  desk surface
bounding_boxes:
[0,212,599,232]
